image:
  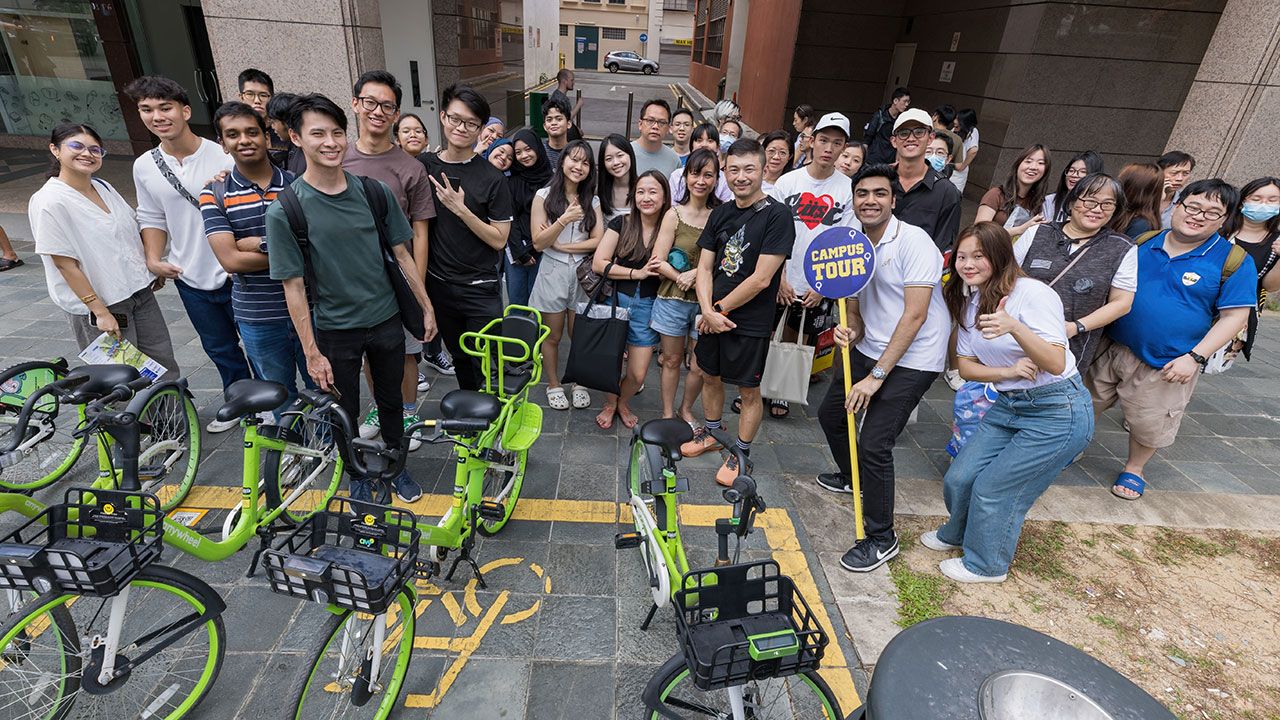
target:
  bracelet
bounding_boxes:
[80,292,98,306]
[628,268,634,279]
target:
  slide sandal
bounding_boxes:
[1111,472,1145,500]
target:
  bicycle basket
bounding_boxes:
[0,488,163,597]
[672,560,828,691]
[262,496,419,614]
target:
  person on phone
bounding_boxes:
[419,84,514,392]
[266,93,435,504]
[1158,151,1195,229]
[528,139,604,413]
[975,144,1052,239]
[31,121,179,380]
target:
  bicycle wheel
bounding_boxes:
[292,589,415,720]
[476,443,525,536]
[0,361,86,492]
[628,435,663,498]
[135,386,200,512]
[263,410,343,525]
[645,654,841,720]
[0,565,225,720]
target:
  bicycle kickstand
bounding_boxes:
[244,527,275,578]
[639,602,659,632]
[444,546,487,589]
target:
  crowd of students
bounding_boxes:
[21,69,1280,585]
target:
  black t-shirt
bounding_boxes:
[696,197,794,337]
[606,215,660,298]
[420,152,514,285]
[1236,230,1279,306]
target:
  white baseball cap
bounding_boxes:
[892,108,933,132]
[813,112,850,138]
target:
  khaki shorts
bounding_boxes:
[1086,342,1198,449]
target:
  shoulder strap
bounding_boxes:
[277,183,316,294]
[209,178,228,213]
[150,147,201,209]
[1134,229,1163,246]
[358,175,392,251]
[1222,243,1248,283]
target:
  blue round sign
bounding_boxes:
[803,226,877,299]
[639,33,649,42]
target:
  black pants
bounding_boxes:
[427,275,502,392]
[817,348,938,542]
[316,314,405,474]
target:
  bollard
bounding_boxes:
[625,92,634,137]
[575,88,582,126]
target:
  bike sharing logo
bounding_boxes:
[785,191,848,231]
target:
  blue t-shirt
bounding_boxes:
[1107,231,1256,368]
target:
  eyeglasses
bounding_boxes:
[641,117,669,127]
[443,112,482,132]
[893,127,930,140]
[1178,201,1226,221]
[356,96,399,115]
[1065,167,1089,178]
[240,90,272,102]
[1074,198,1117,212]
[64,140,105,157]
[765,149,790,159]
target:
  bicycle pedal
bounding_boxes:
[614,531,642,550]
[476,501,505,521]
[415,560,441,579]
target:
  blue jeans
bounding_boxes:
[237,319,315,417]
[937,375,1094,577]
[174,279,251,390]
[505,254,541,308]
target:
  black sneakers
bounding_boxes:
[815,472,852,493]
[839,534,899,573]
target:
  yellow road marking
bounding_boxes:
[463,579,483,618]
[405,592,510,708]
[439,592,467,627]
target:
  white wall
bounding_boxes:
[523,0,560,87]
[380,0,441,144]
[660,10,693,42]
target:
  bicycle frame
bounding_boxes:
[627,438,691,609]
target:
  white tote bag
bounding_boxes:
[759,306,815,405]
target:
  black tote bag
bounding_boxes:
[562,289,629,395]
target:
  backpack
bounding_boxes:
[1133,229,1248,284]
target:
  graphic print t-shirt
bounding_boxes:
[697,197,794,337]
[767,167,857,296]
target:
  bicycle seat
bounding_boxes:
[63,364,142,403]
[499,313,543,359]
[440,389,501,424]
[639,418,694,462]
[216,379,288,421]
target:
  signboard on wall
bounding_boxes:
[939,61,955,83]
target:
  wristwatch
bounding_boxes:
[1074,320,1087,336]
[713,302,725,314]
[871,366,888,380]
[1187,351,1208,367]
[258,239,268,254]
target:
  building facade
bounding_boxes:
[689,0,1279,198]
[559,0,658,72]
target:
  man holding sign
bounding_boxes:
[815,165,949,573]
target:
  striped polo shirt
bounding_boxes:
[200,166,294,323]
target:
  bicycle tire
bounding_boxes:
[476,444,525,536]
[644,652,842,720]
[262,409,343,525]
[628,435,663,499]
[0,590,79,720]
[0,564,226,720]
[0,360,86,492]
[292,588,416,720]
[135,386,201,512]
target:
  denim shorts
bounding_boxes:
[649,296,699,339]
[616,289,659,348]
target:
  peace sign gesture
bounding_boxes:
[429,173,467,215]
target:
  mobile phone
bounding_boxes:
[89,312,129,329]
[444,174,462,188]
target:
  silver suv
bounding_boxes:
[604,50,659,74]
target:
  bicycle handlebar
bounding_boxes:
[700,427,766,537]
[72,377,156,439]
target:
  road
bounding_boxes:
[568,45,694,140]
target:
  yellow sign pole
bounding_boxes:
[836,297,865,540]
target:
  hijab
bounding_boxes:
[508,128,553,208]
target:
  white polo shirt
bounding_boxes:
[133,138,233,291]
[853,216,950,373]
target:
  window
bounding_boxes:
[559,24,568,36]
[608,0,626,4]
[704,16,724,67]
[664,0,695,10]
[602,27,626,40]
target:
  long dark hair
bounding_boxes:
[954,108,978,141]
[1112,164,1160,235]
[597,133,636,217]
[944,222,1023,326]
[544,139,598,235]
[1052,150,1104,220]
[48,122,104,178]
[615,171,671,265]
[1223,176,1280,236]
[997,144,1052,214]
[679,149,722,207]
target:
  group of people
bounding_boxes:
[22,68,1280,586]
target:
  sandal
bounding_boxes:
[1111,472,1145,500]
[571,385,591,409]
[0,257,23,272]
[731,396,743,414]
[769,399,790,419]
[546,386,570,411]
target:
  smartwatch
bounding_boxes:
[871,366,888,380]
[1187,350,1208,367]
[713,302,725,314]
[1074,320,1087,336]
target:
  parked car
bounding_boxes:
[604,50,659,75]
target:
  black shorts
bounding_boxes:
[694,333,770,388]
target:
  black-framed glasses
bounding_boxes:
[1178,201,1226,221]
[443,112,482,132]
[240,90,272,102]
[1065,167,1089,178]
[356,95,398,114]
[893,127,930,140]
[641,117,669,127]
[64,140,105,157]
[1074,198,1117,212]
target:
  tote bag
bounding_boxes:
[562,291,629,395]
[759,306,815,405]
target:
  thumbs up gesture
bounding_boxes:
[977,296,1021,339]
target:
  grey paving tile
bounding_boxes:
[1172,462,1257,495]
[545,542,617,597]
[556,462,618,502]
[527,661,617,720]
[533,595,617,661]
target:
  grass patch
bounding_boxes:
[888,560,953,628]
[1117,524,1138,539]
[1150,527,1232,566]
[1088,613,1134,639]
[1011,521,1074,583]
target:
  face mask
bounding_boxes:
[926,155,946,173]
[1241,202,1280,223]
[719,136,735,154]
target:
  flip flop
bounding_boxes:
[1111,472,1145,500]
[731,396,743,414]
[769,399,790,419]
[0,257,23,272]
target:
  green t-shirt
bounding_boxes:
[266,172,412,330]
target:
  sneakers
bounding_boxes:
[839,534,899,573]
[403,414,422,452]
[417,372,431,393]
[815,472,852,494]
[679,426,723,458]
[393,468,422,503]
[920,530,961,552]
[715,451,753,487]
[424,351,455,376]
[944,369,964,391]
[206,416,239,434]
[349,478,374,503]
[939,557,1006,583]
[358,409,380,439]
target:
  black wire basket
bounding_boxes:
[262,496,420,614]
[0,488,163,597]
[672,560,829,691]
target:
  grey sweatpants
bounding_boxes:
[68,287,181,381]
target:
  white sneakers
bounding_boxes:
[939,557,1006,584]
[919,530,961,552]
